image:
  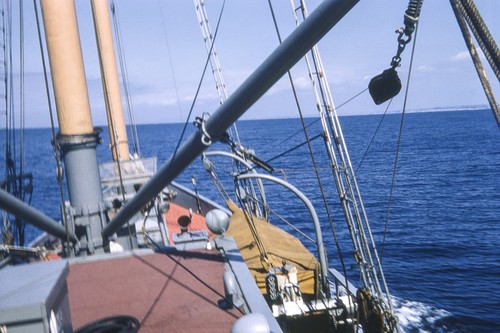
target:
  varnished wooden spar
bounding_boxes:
[91,0,130,161]
[40,0,93,136]
[103,0,360,239]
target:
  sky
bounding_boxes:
[2,0,499,128]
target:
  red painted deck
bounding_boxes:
[164,202,214,243]
[67,250,241,332]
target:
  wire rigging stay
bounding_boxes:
[1,1,33,247]
[288,1,400,332]
[450,0,500,127]
[194,0,269,221]
[110,1,141,156]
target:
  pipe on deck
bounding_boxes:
[0,189,77,244]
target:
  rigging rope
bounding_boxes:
[265,133,322,165]
[450,0,500,127]
[110,1,141,156]
[237,194,272,271]
[456,0,500,80]
[381,15,421,262]
[268,0,353,300]
[157,0,185,124]
[266,87,368,158]
[33,0,71,251]
[93,0,134,249]
[169,0,226,172]
[221,86,370,181]
[19,0,25,204]
[193,0,242,146]
[1,1,32,246]
[355,106,392,175]
[1,0,15,244]
[202,156,231,202]
[264,203,316,244]
[292,0,371,291]
[289,2,400,330]
[263,103,389,179]
[17,0,26,246]
[193,0,267,219]
[6,1,14,174]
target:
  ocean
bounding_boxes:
[2,109,499,332]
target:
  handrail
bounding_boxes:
[236,173,330,298]
[203,151,268,219]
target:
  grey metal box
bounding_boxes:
[0,259,72,333]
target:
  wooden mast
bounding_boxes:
[91,0,130,161]
[40,0,93,135]
[41,0,107,254]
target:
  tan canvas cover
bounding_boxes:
[225,201,320,296]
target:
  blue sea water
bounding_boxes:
[2,109,499,332]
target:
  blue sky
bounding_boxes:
[4,0,500,128]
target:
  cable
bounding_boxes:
[450,0,500,127]
[18,0,26,246]
[265,133,323,165]
[157,0,185,123]
[266,89,369,159]
[74,315,140,333]
[139,208,244,316]
[381,18,421,261]
[268,0,353,301]
[458,0,499,80]
[110,1,141,156]
[354,99,393,174]
[169,0,226,174]
[33,0,71,252]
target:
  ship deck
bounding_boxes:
[67,249,242,332]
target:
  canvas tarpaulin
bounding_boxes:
[225,200,320,296]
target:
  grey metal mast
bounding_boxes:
[103,0,360,239]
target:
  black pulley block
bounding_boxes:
[368,68,402,105]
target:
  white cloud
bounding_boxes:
[417,65,435,73]
[450,50,489,62]
[451,51,471,61]
[133,92,179,107]
[293,76,311,89]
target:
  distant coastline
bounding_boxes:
[5,105,492,129]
